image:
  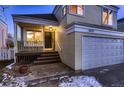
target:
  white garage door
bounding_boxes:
[82,36,124,70]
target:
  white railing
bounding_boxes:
[0,48,14,61]
[17,41,43,52]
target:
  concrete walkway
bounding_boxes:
[28,62,74,81]
[26,62,74,86]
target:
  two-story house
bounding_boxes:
[0,6,7,48]
[13,5,124,71]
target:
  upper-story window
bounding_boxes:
[62,6,67,16]
[69,5,84,16]
[102,8,113,25]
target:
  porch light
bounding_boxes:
[49,26,53,31]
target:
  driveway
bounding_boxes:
[83,63,124,87]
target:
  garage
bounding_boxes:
[82,36,124,70]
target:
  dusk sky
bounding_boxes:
[3,5,124,36]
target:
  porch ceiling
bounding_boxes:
[18,22,43,30]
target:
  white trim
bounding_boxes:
[102,7,114,27]
[13,16,59,26]
[61,5,67,18]
[66,24,124,38]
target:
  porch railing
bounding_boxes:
[17,41,43,52]
[0,48,14,61]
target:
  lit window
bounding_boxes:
[62,6,66,16]
[103,8,113,25]
[27,31,42,42]
[70,5,77,14]
[69,5,84,16]
[77,5,84,15]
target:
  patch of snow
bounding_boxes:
[59,75,102,87]
[99,68,109,74]
[0,73,28,87]
[6,62,15,70]
[30,82,38,86]
[0,83,3,87]
[39,80,47,83]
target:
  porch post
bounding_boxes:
[14,22,17,53]
[21,27,23,41]
[14,22,17,63]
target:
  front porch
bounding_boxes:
[13,14,59,53]
[13,14,60,65]
[16,22,57,53]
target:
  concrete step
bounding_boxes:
[37,56,60,60]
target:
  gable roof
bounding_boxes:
[12,14,58,22]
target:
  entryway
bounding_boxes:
[44,31,55,50]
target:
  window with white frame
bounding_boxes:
[102,8,113,25]
[62,6,67,16]
[69,5,84,16]
[26,31,42,42]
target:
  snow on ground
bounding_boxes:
[0,63,28,87]
[59,75,102,87]
[0,63,102,87]
[0,73,28,87]
[6,62,15,70]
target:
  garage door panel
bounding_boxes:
[82,36,124,70]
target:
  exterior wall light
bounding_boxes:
[49,26,53,31]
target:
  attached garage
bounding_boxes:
[82,36,124,70]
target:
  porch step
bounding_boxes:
[34,51,61,65]
[41,51,58,54]
[40,53,59,57]
[34,59,60,65]
[37,56,60,60]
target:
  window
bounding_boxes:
[17,25,21,41]
[70,5,77,14]
[77,5,83,15]
[69,5,84,16]
[26,31,42,42]
[62,6,67,16]
[102,8,113,25]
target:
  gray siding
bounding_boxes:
[53,6,67,27]
[67,6,102,26]
[53,5,118,29]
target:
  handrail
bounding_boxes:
[56,40,62,52]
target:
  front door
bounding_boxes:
[44,32,53,50]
